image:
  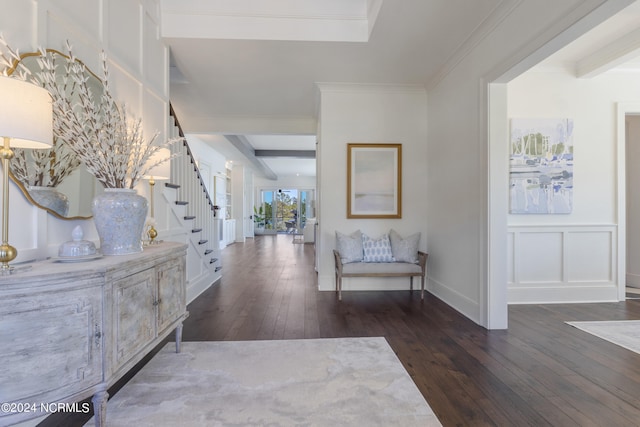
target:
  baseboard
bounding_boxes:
[427,277,481,325]
[187,273,220,304]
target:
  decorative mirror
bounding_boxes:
[4,50,101,219]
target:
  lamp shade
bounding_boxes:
[143,173,170,181]
[0,76,53,148]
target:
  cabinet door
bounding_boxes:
[0,284,102,425]
[113,268,156,367]
[157,257,186,333]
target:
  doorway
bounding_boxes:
[626,113,640,295]
[256,188,315,234]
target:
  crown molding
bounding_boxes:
[427,0,524,90]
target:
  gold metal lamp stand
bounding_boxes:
[0,137,17,271]
[147,176,158,244]
[143,174,168,245]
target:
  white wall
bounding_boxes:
[243,166,255,238]
[0,0,171,262]
[507,68,640,303]
[426,0,627,328]
[231,164,248,242]
[317,83,428,293]
[185,133,228,194]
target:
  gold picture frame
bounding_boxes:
[347,143,402,219]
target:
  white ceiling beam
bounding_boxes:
[577,26,640,78]
[224,135,278,180]
[161,0,379,42]
[255,150,315,158]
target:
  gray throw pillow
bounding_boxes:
[389,229,420,263]
[336,230,363,263]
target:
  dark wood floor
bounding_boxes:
[42,234,640,426]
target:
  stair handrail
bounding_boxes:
[169,103,218,215]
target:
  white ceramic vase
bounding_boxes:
[92,188,148,255]
[28,186,70,217]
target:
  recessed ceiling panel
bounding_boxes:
[161,0,381,42]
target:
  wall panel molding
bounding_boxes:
[508,224,619,303]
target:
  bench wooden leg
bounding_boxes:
[410,276,413,291]
[421,275,425,300]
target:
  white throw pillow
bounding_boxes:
[362,233,395,263]
[389,229,420,263]
[335,230,363,263]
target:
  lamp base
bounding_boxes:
[0,243,33,275]
[0,263,33,275]
[148,225,158,244]
[144,225,163,246]
[0,242,18,275]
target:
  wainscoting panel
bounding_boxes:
[508,225,619,303]
[517,231,564,283]
[566,230,613,283]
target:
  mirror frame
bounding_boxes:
[5,49,102,220]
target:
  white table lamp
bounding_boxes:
[0,76,53,273]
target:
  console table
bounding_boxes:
[0,242,188,427]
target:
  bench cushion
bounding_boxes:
[342,262,422,275]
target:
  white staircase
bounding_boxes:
[163,107,222,303]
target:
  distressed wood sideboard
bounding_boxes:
[0,242,188,427]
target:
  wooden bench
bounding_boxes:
[333,250,428,301]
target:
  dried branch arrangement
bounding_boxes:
[1,39,80,187]
[0,37,182,189]
[12,143,81,187]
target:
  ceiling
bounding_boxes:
[536,0,640,74]
[162,0,640,179]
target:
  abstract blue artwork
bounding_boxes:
[509,118,574,214]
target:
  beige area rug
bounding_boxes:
[567,320,640,355]
[86,337,441,426]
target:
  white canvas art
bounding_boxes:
[509,118,574,214]
[347,143,401,218]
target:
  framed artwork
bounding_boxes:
[347,143,402,219]
[509,118,574,214]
